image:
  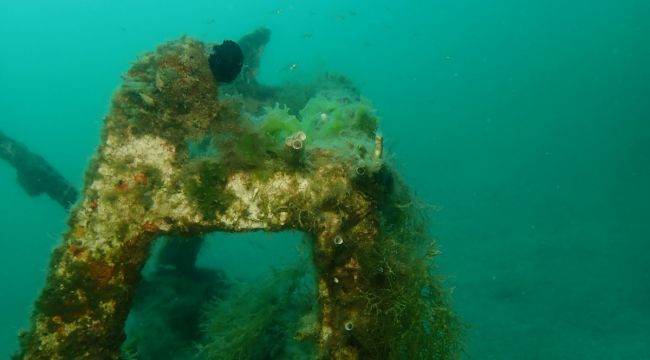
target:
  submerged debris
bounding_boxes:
[0,130,78,209]
[15,32,461,360]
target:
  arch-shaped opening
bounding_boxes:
[123,232,318,359]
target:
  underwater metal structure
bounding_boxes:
[16,37,460,359]
[0,130,78,209]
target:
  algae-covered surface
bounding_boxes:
[5,34,460,359]
[1,1,650,359]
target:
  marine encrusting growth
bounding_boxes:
[15,36,462,359]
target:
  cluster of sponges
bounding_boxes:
[259,88,383,177]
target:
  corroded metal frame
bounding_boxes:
[16,37,382,360]
[17,35,461,360]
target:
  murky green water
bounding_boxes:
[1,1,648,358]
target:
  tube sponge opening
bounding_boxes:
[209,40,244,83]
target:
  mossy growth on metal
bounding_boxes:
[15,36,462,359]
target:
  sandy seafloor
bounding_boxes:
[1,0,649,358]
